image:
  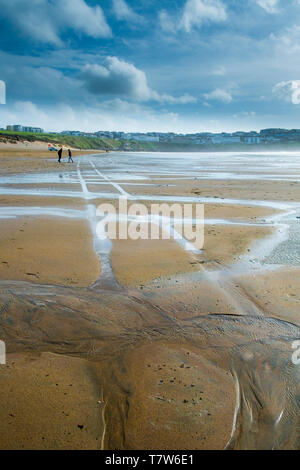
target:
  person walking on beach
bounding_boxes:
[68,149,74,163]
[57,147,63,163]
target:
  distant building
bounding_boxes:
[125,134,159,142]
[26,127,300,146]
[243,136,261,144]
[211,134,241,144]
[96,131,113,139]
[61,130,82,136]
[259,128,300,142]
[6,125,23,132]
[23,127,44,133]
[139,135,159,142]
[6,125,44,133]
[159,133,176,142]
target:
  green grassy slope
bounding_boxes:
[0,130,170,151]
[0,130,122,150]
[1,130,300,152]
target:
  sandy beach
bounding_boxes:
[0,147,299,450]
[0,141,104,175]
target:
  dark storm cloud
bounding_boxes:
[0,0,112,46]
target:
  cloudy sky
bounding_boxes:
[0,0,300,133]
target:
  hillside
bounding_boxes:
[0,130,169,152]
[2,130,300,152]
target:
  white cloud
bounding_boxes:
[273,80,300,104]
[181,0,227,32]
[112,0,142,23]
[159,10,177,34]
[0,100,192,134]
[256,0,279,14]
[60,0,111,38]
[81,57,197,104]
[204,88,232,103]
[271,25,300,53]
[160,0,227,34]
[233,111,256,118]
[0,0,111,45]
[82,58,153,101]
[1,98,259,134]
[213,66,226,76]
[155,93,197,104]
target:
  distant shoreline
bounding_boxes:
[2,130,300,153]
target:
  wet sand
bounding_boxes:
[0,217,100,286]
[0,352,102,450]
[111,237,199,286]
[0,149,299,450]
[128,178,300,202]
[101,341,235,450]
[203,224,273,265]
[237,267,300,325]
[0,146,104,176]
